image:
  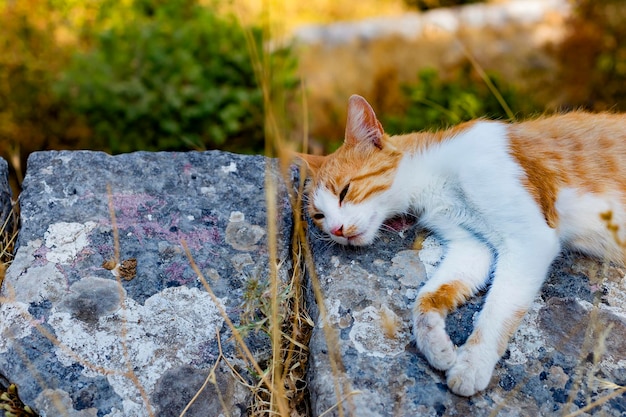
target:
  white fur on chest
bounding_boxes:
[393,121,546,245]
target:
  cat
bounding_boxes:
[296,94,626,396]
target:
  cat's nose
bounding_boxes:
[331,225,344,237]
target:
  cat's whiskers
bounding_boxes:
[378,211,419,237]
[379,223,398,233]
[308,226,339,252]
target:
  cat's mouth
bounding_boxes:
[337,215,416,246]
[382,214,416,232]
[330,231,367,246]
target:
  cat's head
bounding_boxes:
[297,95,403,246]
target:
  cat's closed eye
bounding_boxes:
[339,184,350,204]
[312,213,325,220]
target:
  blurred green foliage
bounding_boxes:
[0,0,296,189]
[383,65,539,135]
[0,0,91,184]
[56,0,296,154]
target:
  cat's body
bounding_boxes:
[298,95,626,396]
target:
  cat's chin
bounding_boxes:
[346,233,370,246]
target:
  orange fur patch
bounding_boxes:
[294,152,326,175]
[466,329,482,347]
[412,232,428,250]
[343,224,359,237]
[416,280,472,315]
[311,140,402,206]
[508,140,562,228]
[497,308,527,355]
[508,111,626,229]
[387,120,477,156]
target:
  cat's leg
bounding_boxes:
[445,231,560,396]
[413,230,493,371]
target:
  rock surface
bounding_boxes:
[0,151,293,416]
[0,158,12,232]
[2,149,625,417]
[305,226,626,416]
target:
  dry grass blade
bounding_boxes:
[183,233,314,416]
[106,185,155,417]
[0,384,37,417]
[181,242,274,397]
[456,39,516,121]
[265,161,289,416]
[236,167,313,417]
[564,384,626,417]
[229,2,315,415]
[0,200,19,290]
[288,159,357,417]
[0,200,33,416]
[317,391,363,417]
[179,328,231,417]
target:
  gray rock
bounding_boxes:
[0,151,293,416]
[305,225,626,416]
[0,156,13,391]
[0,158,13,236]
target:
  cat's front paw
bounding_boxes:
[446,345,497,396]
[414,312,457,370]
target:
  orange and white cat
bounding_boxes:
[298,95,626,396]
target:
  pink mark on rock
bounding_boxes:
[103,193,222,253]
[32,245,50,266]
[165,262,193,285]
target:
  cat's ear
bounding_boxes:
[292,152,325,176]
[345,94,384,149]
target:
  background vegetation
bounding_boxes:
[382,65,540,135]
[0,0,295,189]
[55,0,298,155]
[1,0,625,191]
[552,0,626,111]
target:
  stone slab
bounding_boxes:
[305,225,626,416]
[0,158,12,231]
[0,156,12,387]
[0,151,293,417]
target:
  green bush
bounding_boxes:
[0,0,91,185]
[382,65,539,134]
[56,0,296,154]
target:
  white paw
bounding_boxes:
[414,312,456,370]
[446,345,497,397]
